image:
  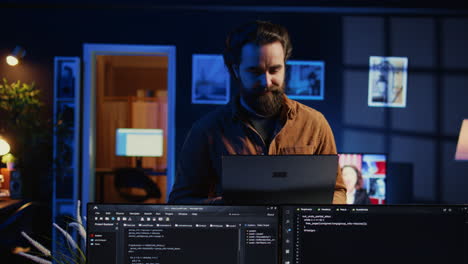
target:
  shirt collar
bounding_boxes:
[230,94,297,121]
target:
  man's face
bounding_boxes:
[342,166,358,192]
[237,41,286,116]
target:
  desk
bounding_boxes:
[0,199,22,211]
[0,199,25,230]
[95,168,166,203]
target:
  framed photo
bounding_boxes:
[54,57,80,99]
[368,56,408,107]
[55,168,74,199]
[55,102,75,169]
[192,54,230,104]
[285,60,325,100]
[53,57,80,196]
[56,101,75,125]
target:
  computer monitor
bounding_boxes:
[87,204,279,264]
[87,204,468,264]
[339,153,387,204]
[116,128,163,167]
[281,205,468,264]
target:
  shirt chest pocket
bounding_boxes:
[279,145,315,155]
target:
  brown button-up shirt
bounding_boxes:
[169,95,347,204]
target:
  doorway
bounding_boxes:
[82,44,176,211]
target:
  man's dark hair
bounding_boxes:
[223,20,293,80]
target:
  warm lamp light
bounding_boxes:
[455,119,468,161]
[0,138,10,155]
[6,46,26,66]
[6,55,19,66]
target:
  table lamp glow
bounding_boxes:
[0,138,10,156]
[455,119,468,161]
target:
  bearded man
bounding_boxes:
[168,20,346,204]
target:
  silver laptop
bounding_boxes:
[221,155,338,205]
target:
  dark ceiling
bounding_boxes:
[0,0,467,10]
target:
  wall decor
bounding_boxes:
[285,60,325,100]
[192,54,230,104]
[368,56,408,107]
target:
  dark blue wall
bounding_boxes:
[1,5,468,204]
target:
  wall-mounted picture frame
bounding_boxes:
[285,60,325,100]
[192,54,230,104]
[368,56,408,108]
[55,101,75,169]
[55,57,80,99]
[53,57,80,171]
[52,56,81,258]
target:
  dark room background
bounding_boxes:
[1,2,467,207]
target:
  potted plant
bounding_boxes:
[13,200,86,264]
[0,78,52,199]
[0,78,47,163]
[1,153,16,170]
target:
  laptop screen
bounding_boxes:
[281,205,468,264]
[87,204,279,264]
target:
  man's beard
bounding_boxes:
[241,83,285,117]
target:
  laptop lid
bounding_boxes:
[87,204,279,264]
[222,155,338,204]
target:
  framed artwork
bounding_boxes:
[192,54,230,104]
[55,168,74,199]
[368,56,408,107]
[54,57,79,173]
[55,57,80,99]
[55,101,74,170]
[285,60,325,100]
[52,56,81,259]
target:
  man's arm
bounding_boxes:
[316,115,347,204]
[168,122,218,204]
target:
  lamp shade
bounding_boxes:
[455,119,468,161]
[0,138,10,155]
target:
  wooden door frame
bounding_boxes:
[82,44,176,214]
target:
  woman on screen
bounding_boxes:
[342,165,371,205]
